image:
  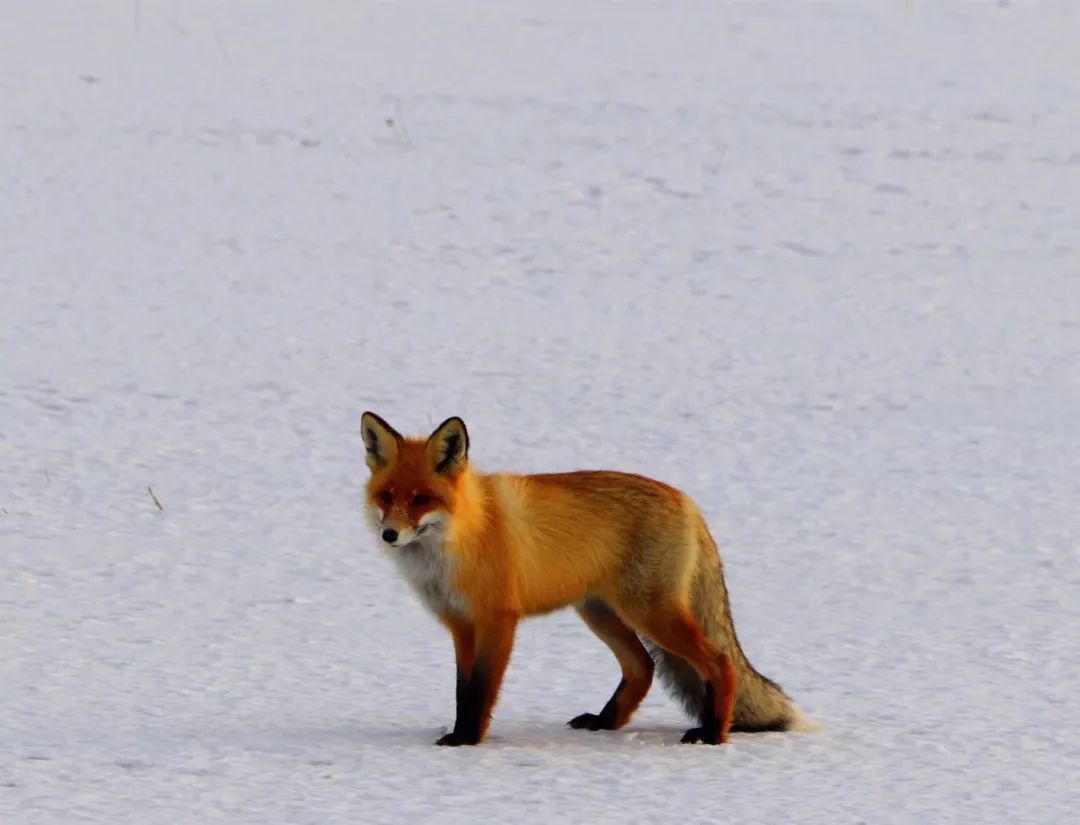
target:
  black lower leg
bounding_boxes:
[569,678,626,731]
[681,681,721,744]
[437,665,488,746]
[454,666,468,724]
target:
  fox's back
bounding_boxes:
[488,470,698,611]
[520,470,684,519]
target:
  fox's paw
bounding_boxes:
[680,725,726,745]
[567,712,617,731]
[435,731,476,747]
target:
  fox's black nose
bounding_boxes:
[381,528,398,544]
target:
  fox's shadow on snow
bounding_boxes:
[266,720,760,749]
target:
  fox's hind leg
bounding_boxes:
[568,598,655,731]
[630,606,736,744]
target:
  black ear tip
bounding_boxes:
[430,415,469,461]
[448,416,469,446]
[362,411,403,441]
[435,415,467,431]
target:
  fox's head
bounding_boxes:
[361,411,469,550]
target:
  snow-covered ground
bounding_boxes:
[3,1,1079,822]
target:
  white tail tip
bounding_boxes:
[788,707,823,732]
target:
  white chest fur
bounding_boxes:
[390,541,467,617]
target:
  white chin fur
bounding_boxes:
[377,511,449,550]
[387,527,418,548]
[417,511,446,534]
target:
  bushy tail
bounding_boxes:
[647,523,817,733]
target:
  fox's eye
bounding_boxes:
[411,494,432,507]
[377,490,393,506]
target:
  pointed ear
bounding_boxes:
[425,416,469,476]
[361,411,402,471]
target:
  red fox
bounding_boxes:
[362,412,814,746]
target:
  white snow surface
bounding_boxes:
[3,1,1079,822]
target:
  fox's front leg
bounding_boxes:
[439,615,476,739]
[436,613,517,746]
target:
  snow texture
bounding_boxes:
[2,1,1079,822]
